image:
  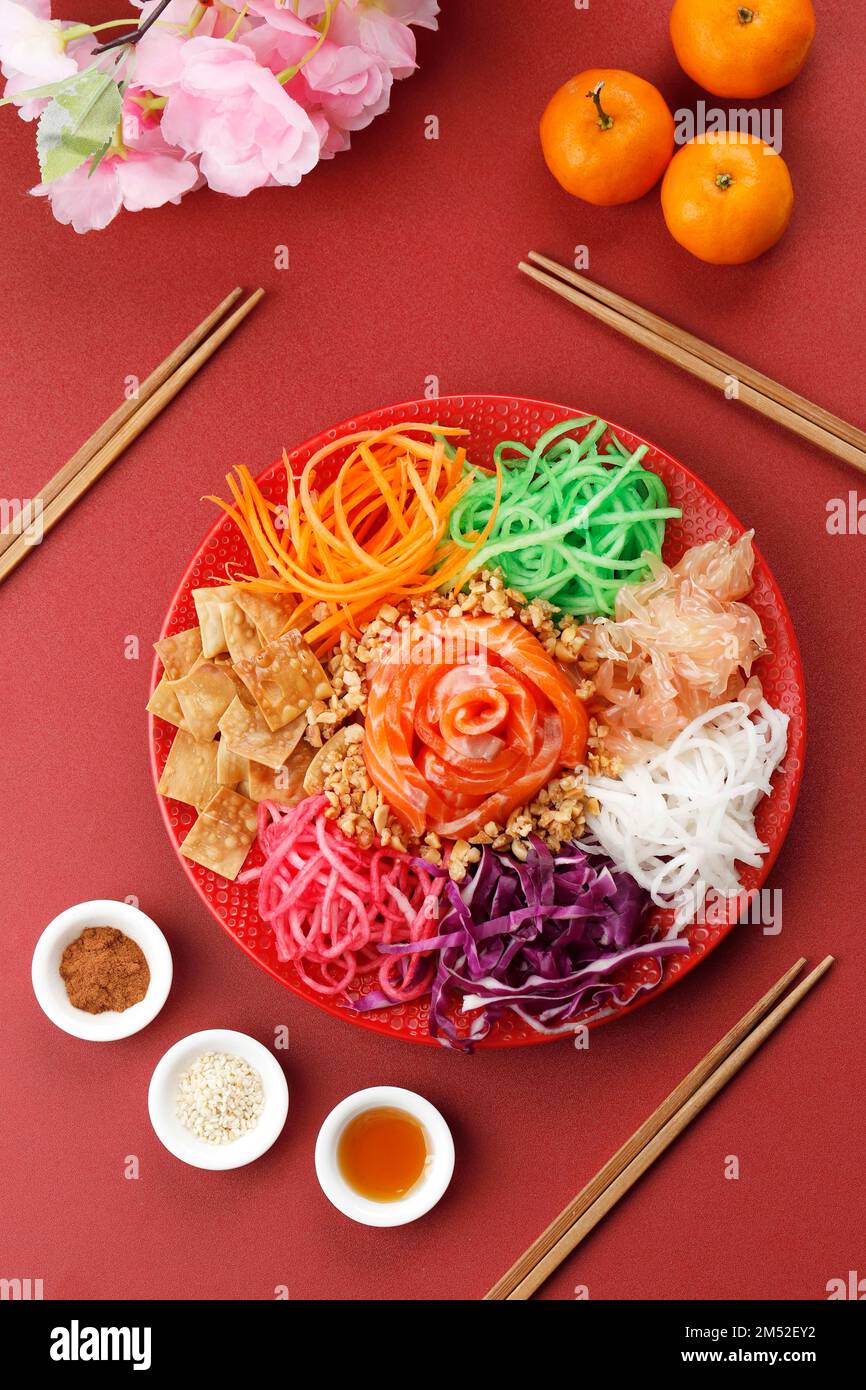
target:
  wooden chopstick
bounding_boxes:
[519,258,866,476]
[0,288,264,587]
[486,955,833,1301]
[528,252,866,458]
[485,955,806,1301]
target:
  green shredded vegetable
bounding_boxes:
[449,417,681,617]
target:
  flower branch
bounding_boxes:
[91,0,175,55]
[0,0,441,232]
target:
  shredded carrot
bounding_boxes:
[207,424,501,655]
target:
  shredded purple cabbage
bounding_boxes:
[354,837,689,1050]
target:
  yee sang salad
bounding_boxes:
[148,417,791,1049]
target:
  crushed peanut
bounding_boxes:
[448,839,481,881]
[303,640,368,747]
[586,717,623,780]
[319,725,408,852]
[466,772,589,859]
[445,569,586,663]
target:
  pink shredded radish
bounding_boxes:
[239,794,444,1001]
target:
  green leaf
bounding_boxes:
[36,68,122,185]
[0,71,83,107]
[86,140,114,179]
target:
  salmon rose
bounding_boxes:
[363,612,589,839]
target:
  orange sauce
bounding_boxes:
[337,1106,428,1202]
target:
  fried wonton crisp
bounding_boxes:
[233,629,332,731]
[180,786,259,881]
[216,737,247,789]
[173,660,237,743]
[218,695,305,770]
[154,627,202,681]
[248,742,315,805]
[157,729,219,810]
[146,676,186,730]
[232,587,297,644]
[220,599,261,665]
[192,585,235,659]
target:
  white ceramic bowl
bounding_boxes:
[315,1086,454,1227]
[31,899,173,1041]
[148,1028,289,1171]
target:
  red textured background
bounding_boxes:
[1,0,863,1302]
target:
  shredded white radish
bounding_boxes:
[580,700,789,930]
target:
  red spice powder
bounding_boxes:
[59,926,150,1014]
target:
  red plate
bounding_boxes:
[148,395,806,1048]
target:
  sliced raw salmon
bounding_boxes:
[362,612,589,839]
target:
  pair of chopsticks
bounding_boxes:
[485,953,833,1300]
[0,287,264,587]
[519,252,866,475]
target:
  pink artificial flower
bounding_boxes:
[0,0,77,119]
[133,0,255,89]
[143,36,319,197]
[306,106,351,158]
[291,0,333,18]
[329,1,418,78]
[132,31,188,92]
[10,0,438,228]
[301,40,392,131]
[31,95,200,233]
[246,25,392,136]
[138,0,256,46]
[243,0,318,37]
[284,0,439,23]
[365,1,440,28]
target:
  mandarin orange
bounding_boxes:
[670,0,816,98]
[540,69,674,207]
[661,132,794,264]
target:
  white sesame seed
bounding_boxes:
[176,1051,265,1144]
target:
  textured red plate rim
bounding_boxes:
[148,394,806,1048]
